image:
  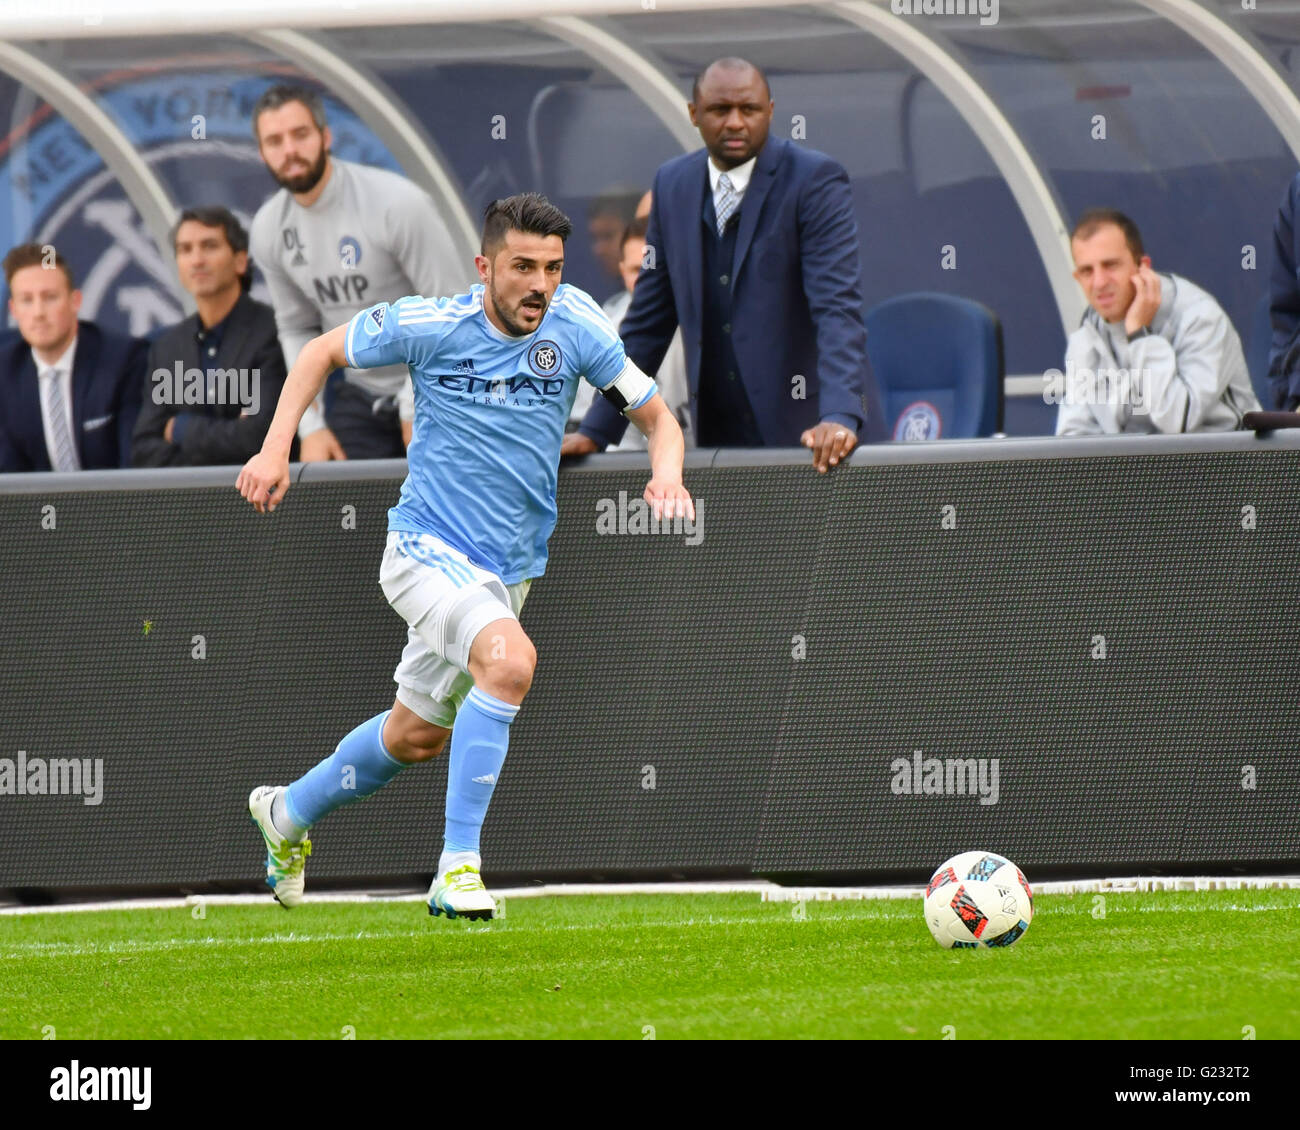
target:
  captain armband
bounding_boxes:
[598,360,657,413]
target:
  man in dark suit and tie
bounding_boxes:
[562,56,885,471]
[132,206,289,466]
[0,244,146,473]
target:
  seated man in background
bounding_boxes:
[568,216,692,451]
[0,243,146,472]
[1055,208,1258,435]
[1266,171,1300,409]
[132,206,288,466]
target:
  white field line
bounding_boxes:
[761,875,1300,902]
[5,900,1299,959]
[2,876,1297,919]
[0,881,779,915]
[5,898,1299,961]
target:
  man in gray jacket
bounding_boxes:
[249,84,470,461]
[1054,208,1258,435]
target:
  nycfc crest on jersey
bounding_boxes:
[528,340,563,376]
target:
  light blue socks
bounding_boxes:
[442,686,519,857]
[276,710,405,838]
[270,691,521,873]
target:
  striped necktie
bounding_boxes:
[715,172,739,235]
[40,368,80,472]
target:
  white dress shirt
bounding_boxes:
[36,336,80,471]
[712,153,759,230]
[707,153,757,218]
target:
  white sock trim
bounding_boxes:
[438,849,482,876]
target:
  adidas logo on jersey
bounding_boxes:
[453,358,477,374]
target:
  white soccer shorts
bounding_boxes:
[378,531,531,728]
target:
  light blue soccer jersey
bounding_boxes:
[344,282,656,584]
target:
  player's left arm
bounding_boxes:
[626,390,694,522]
[578,296,693,519]
[609,361,693,520]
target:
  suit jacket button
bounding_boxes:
[719,274,729,286]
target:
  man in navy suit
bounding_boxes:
[562,56,885,471]
[0,243,146,473]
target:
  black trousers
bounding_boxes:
[328,380,406,460]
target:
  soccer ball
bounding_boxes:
[923,851,1033,949]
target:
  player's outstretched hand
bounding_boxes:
[801,421,858,474]
[645,477,695,523]
[236,451,291,515]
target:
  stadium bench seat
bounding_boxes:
[865,292,1005,441]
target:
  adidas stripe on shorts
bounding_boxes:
[379,531,531,728]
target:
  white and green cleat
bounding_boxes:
[428,864,495,921]
[248,786,311,909]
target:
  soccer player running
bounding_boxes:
[236,194,693,918]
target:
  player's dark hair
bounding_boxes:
[620,215,650,251]
[692,57,772,104]
[2,242,76,290]
[172,206,253,293]
[481,193,573,258]
[252,83,328,141]
[1071,208,1145,261]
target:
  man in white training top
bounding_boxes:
[249,84,472,461]
[1055,208,1258,435]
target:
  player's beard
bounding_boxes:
[489,276,547,337]
[271,146,329,194]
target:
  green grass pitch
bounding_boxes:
[3,888,1297,1039]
